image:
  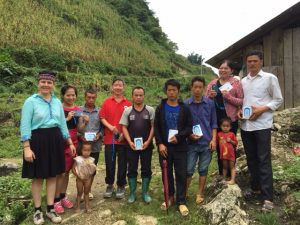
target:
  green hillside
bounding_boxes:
[0,0,213,80]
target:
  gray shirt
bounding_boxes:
[240,70,283,131]
[78,105,102,153]
[120,105,155,142]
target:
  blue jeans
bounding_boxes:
[187,144,211,177]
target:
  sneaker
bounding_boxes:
[46,209,62,223]
[61,197,73,209]
[54,201,64,214]
[103,185,114,198]
[33,210,44,225]
[115,186,125,199]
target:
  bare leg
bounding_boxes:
[55,173,65,200]
[46,177,57,206]
[222,160,228,182]
[75,178,84,213]
[186,177,192,198]
[227,161,236,185]
[61,172,70,194]
[197,176,207,197]
[32,179,44,208]
[83,178,92,213]
[195,176,206,204]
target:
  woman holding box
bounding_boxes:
[206,60,244,175]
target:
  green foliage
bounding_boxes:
[255,212,280,225]
[12,48,37,67]
[273,157,300,182]
[187,52,205,65]
[0,172,32,225]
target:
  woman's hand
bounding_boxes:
[69,144,76,157]
[66,111,75,121]
[24,148,36,162]
[208,89,217,98]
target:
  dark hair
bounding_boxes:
[61,83,78,99]
[80,142,92,152]
[246,50,263,60]
[84,84,97,96]
[112,78,125,85]
[132,86,145,95]
[219,60,235,71]
[191,76,206,86]
[164,79,180,92]
[220,117,232,125]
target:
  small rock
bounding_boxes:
[273,123,281,131]
[281,185,290,193]
[135,215,157,225]
[98,209,112,219]
[297,209,300,217]
[112,220,127,225]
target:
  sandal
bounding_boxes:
[196,194,204,204]
[178,204,189,216]
[262,200,274,212]
[160,198,174,210]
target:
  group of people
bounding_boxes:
[20,50,283,224]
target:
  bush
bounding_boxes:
[32,47,66,71]
[12,49,37,67]
[0,172,32,225]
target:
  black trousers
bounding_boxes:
[217,120,238,175]
[105,144,127,187]
[241,129,273,201]
[126,146,153,178]
[159,146,187,205]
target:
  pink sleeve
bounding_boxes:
[223,79,244,107]
[205,79,217,97]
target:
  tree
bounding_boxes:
[187,52,204,65]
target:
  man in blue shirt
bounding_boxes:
[185,76,217,204]
[154,79,192,216]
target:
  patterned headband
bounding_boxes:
[38,73,56,81]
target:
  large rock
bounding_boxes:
[0,162,19,176]
[201,184,249,225]
[112,220,127,225]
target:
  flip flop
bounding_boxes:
[179,204,189,216]
[160,199,174,210]
[262,200,274,212]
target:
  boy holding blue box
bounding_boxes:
[185,76,218,204]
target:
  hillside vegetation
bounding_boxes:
[0,0,213,80]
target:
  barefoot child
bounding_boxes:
[217,117,238,185]
[72,143,96,213]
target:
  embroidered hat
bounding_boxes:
[38,71,56,81]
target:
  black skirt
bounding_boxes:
[22,127,65,179]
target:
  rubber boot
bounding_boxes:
[128,177,137,203]
[142,178,152,203]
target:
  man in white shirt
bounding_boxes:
[238,50,283,211]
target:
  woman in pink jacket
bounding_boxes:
[206,60,244,175]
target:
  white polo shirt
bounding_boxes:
[240,70,283,131]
